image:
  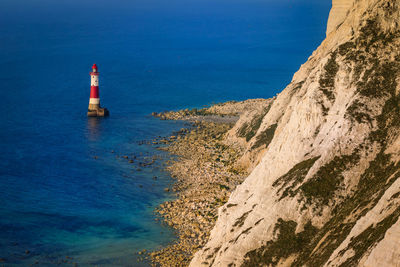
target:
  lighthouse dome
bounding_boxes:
[92,64,98,72]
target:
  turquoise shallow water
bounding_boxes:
[0,0,330,266]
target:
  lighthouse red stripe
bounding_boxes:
[90,86,99,98]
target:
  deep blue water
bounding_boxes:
[0,0,330,266]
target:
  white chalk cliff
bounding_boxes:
[191,0,400,266]
[326,0,355,36]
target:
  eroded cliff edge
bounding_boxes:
[326,0,355,36]
[191,0,400,266]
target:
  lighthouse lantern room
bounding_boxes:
[87,64,109,117]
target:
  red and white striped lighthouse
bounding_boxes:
[87,63,109,117]
[89,63,100,109]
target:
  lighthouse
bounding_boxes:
[87,64,109,117]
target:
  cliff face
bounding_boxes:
[191,0,400,266]
[326,0,355,36]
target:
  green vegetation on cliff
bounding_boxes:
[243,12,400,266]
[242,219,317,266]
[237,104,272,142]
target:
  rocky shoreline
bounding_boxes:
[149,119,247,266]
[147,100,270,266]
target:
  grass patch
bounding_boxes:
[319,52,338,102]
[252,123,278,149]
[237,104,272,142]
[242,219,317,266]
[346,99,373,124]
[339,206,400,266]
[273,157,320,200]
[299,152,360,205]
[293,149,400,266]
[357,61,399,99]
[232,210,251,228]
[294,91,400,264]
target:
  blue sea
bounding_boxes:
[0,0,330,266]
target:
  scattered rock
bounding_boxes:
[150,119,247,266]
